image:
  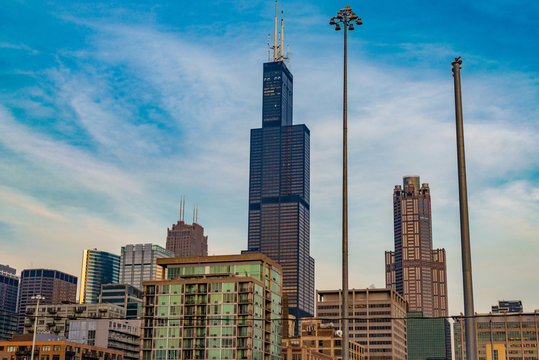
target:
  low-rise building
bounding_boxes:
[407,312,451,360]
[24,304,125,338]
[282,319,365,360]
[282,339,335,360]
[99,284,143,320]
[454,310,539,360]
[491,300,523,314]
[68,319,140,360]
[316,288,407,360]
[0,336,123,360]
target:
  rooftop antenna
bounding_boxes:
[192,207,195,225]
[280,11,284,61]
[179,197,183,222]
[273,0,278,61]
[182,196,186,222]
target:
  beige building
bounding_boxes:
[24,303,125,338]
[454,310,539,360]
[316,288,407,360]
[282,339,335,360]
[284,319,365,360]
[0,337,122,360]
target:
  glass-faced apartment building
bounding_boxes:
[141,254,282,360]
[79,249,120,304]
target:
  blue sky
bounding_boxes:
[1,0,538,315]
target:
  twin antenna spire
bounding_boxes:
[179,196,199,224]
[268,1,289,64]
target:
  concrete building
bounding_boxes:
[24,303,125,338]
[491,300,523,314]
[0,265,18,340]
[17,269,77,333]
[407,312,451,360]
[79,250,120,305]
[282,339,335,360]
[68,319,140,360]
[316,288,407,360]
[0,336,123,360]
[454,310,539,360]
[142,254,283,360]
[119,244,174,291]
[385,176,448,318]
[166,219,208,258]
[99,284,143,320]
[281,319,365,360]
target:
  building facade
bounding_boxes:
[68,319,140,360]
[491,300,523,314]
[119,244,174,291]
[166,220,208,258]
[407,312,451,360]
[17,269,77,333]
[0,265,19,340]
[316,288,407,360]
[282,319,365,360]
[0,337,123,360]
[246,58,315,323]
[385,176,448,318]
[79,250,120,304]
[454,310,539,360]
[99,284,143,320]
[24,303,125,338]
[142,254,283,360]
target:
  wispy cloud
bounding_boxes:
[0,5,537,314]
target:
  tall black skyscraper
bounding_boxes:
[245,15,314,321]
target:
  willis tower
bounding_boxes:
[245,9,315,321]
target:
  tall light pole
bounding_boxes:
[30,295,45,360]
[329,6,362,360]
[452,57,477,360]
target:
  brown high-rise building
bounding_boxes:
[166,220,208,257]
[16,269,77,333]
[385,176,448,318]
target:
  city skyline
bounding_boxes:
[0,0,538,318]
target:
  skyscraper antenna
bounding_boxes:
[182,196,186,222]
[280,12,284,61]
[273,0,278,61]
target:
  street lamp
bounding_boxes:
[329,6,362,360]
[452,57,477,360]
[30,295,45,360]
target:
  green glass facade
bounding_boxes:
[142,255,282,360]
[407,312,451,360]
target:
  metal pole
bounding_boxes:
[30,296,41,360]
[342,17,349,360]
[452,57,477,360]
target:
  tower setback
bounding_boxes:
[385,176,448,317]
[245,56,314,322]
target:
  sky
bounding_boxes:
[1,0,538,316]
